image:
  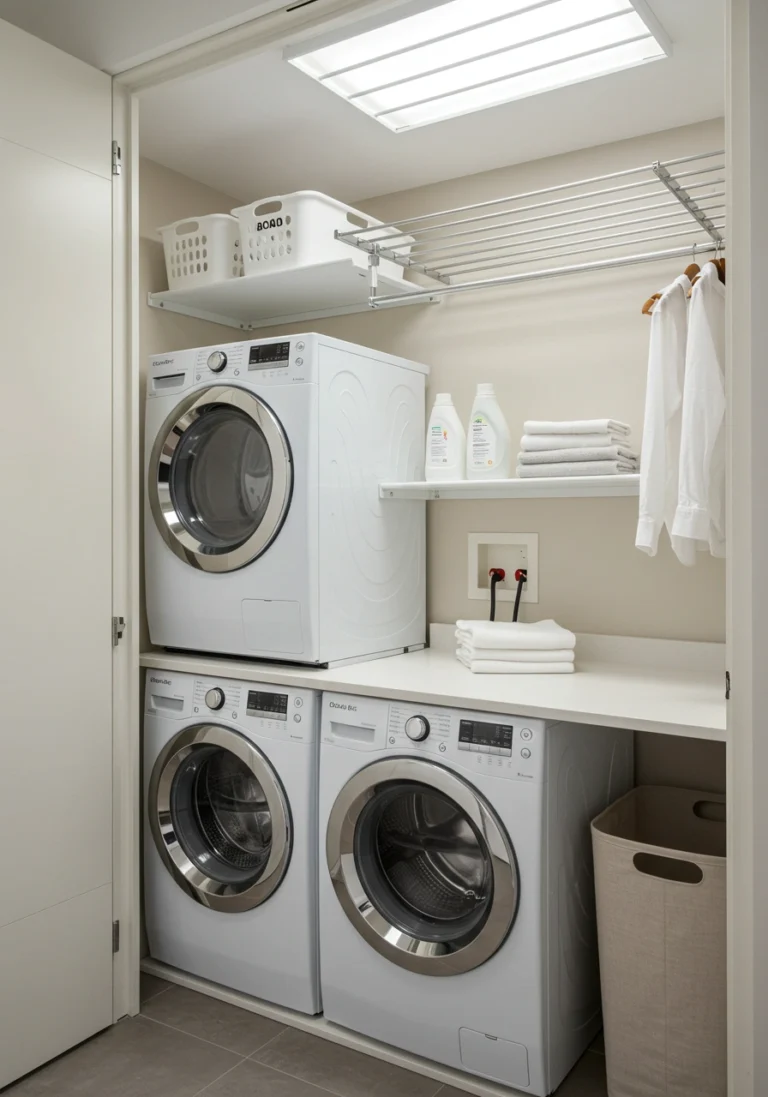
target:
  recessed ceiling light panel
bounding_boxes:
[285,0,670,131]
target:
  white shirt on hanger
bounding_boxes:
[636,272,693,559]
[671,261,726,562]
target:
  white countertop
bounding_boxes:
[140,627,726,742]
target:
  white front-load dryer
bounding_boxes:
[144,669,320,1013]
[319,695,633,1095]
[144,333,428,665]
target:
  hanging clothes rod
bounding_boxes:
[366,242,722,309]
[337,150,726,238]
[338,151,726,306]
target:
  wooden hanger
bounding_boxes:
[642,261,701,315]
[641,292,661,316]
[688,257,726,295]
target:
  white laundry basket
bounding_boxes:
[592,786,727,1097]
[160,214,243,290]
[231,191,410,281]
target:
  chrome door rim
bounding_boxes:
[326,757,519,975]
[149,723,291,913]
[148,385,292,573]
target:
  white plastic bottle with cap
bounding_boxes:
[425,393,466,482]
[466,383,512,479]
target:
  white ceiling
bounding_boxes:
[0,0,288,72]
[137,0,724,202]
[0,0,724,203]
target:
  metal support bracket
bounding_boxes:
[652,161,724,245]
[368,251,380,306]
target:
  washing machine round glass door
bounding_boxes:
[148,385,292,573]
[149,724,291,912]
[326,757,519,975]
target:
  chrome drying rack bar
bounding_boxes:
[335,150,726,307]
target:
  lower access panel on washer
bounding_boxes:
[460,1029,530,1089]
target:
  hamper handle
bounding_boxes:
[346,211,370,230]
[174,220,199,235]
[633,852,704,884]
[693,799,726,823]
[253,200,283,216]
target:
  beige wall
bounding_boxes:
[247,117,726,641]
[138,131,726,810]
[139,158,242,648]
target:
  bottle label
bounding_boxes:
[428,421,449,464]
[469,414,496,468]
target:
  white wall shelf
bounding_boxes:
[379,474,640,500]
[148,258,437,331]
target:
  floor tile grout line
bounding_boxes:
[138,1013,250,1059]
[246,1052,398,1097]
[191,1057,247,1097]
[249,1047,444,1097]
[140,982,174,1006]
[245,1024,289,1059]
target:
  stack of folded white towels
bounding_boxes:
[455,619,576,674]
[516,419,639,478]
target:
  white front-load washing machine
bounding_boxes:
[319,695,633,1095]
[144,668,320,1013]
[144,333,428,665]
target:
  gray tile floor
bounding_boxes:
[2,974,608,1097]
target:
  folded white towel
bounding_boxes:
[518,445,638,465]
[456,643,574,663]
[455,618,576,650]
[521,433,629,451]
[516,461,636,478]
[457,650,575,674]
[524,419,631,436]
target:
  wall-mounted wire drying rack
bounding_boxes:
[336,150,725,308]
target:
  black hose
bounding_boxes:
[512,570,528,623]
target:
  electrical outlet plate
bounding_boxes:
[468,533,539,604]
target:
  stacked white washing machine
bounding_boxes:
[142,334,429,1014]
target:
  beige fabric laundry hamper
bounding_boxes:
[591,786,726,1097]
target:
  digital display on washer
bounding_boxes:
[248,342,290,368]
[458,720,514,754]
[247,690,289,720]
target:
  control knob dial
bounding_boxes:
[405,715,430,742]
[207,350,227,373]
[205,687,226,711]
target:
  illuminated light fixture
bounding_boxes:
[285,0,670,132]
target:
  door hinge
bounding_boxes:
[112,140,122,176]
[112,920,120,953]
[112,616,126,646]
[725,670,731,700]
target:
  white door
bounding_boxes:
[0,19,114,1088]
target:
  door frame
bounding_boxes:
[114,4,764,1088]
[726,2,768,1093]
[111,82,141,1023]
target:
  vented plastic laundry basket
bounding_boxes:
[592,786,726,1097]
[231,191,410,281]
[160,213,243,290]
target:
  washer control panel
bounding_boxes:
[458,718,513,756]
[142,672,318,743]
[382,701,546,781]
[148,335,315,396]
